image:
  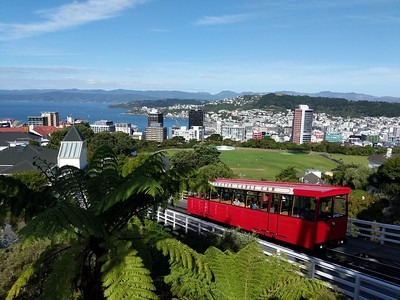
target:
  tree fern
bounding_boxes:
[262,276,336,300]
[19,202,108,246]
[157,238,213,300]
[101,240,158,300]
[39,245,84,300]
[6,264,34,300]
[85,145,121,207]
[6,243,71,300]
[205,242,269,300]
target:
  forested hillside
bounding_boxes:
[241,93,400,117]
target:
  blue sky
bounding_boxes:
[0,0,399,96]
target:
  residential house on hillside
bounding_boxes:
[368,148,398,168]
[58,126,87,169]
[0,144,58,175]
[0,132,41,151]
[300,169,326,184]
[29,125,62,146]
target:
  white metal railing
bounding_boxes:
[348,218,400,245]
[155,208,400,300]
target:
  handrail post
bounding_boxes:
[381,227,386,245]
[354,276,361,300]
[310,262,315,279]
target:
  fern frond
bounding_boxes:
[205,242,271,300]
[6,264,34,300]
[19,203,107,246]
[157,237,214,299]
[87,145,119,175]
[40,245,84,300]
[164,262,214,300]
[156,238,212,280]
[85,145,121,206]
[263,276,336,300]
[94,175,163,214]
[53,165,89,208]
[101,240,157,300]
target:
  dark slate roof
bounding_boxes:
[63,126,85,142]
[368,153,400,165]
[0,144,58,175]
[0,132,41,147]
[302,173,325,184]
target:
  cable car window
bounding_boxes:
[269,193,280,213]
[261,193,270,211]
[298,196,316,221]
[221,189,231,202]
[248,191,261,210]
[333,195,347,217]
[318,197,333,220]
[280,194,293,216]
[232,190,245,206]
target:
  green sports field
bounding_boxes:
[218,148,368,181]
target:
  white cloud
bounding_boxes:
[194,14,253,26]
[0,0,148,40]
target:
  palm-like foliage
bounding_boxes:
[7,146,188,299]
[158,240,338,300]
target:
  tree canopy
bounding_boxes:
[275,166,299,182]
[6,146,188,299]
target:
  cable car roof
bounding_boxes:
[210,178,351,197]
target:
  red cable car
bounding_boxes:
[187,178,351,250]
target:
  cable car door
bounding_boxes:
[267,194,280,235]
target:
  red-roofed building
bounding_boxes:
[29,126,63,146]
[30,126,61,137]
[0,126,30,133]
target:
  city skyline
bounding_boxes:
[1,0,399,97]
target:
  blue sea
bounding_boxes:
[0,101,186,132]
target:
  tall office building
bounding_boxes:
[188,110,203,128]
[28,112,60,127]
[41,112,59,127]
[147,109,164,127]
[146,109,166,142]
[188,109,204,141]
[291,105,313,144]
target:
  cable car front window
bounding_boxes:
[318,197,333,220]
[333,195,347,217]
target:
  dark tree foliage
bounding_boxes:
[169,150,198,170]
[328,164,373,190]
[170,144,223,171]
[375,157,400,196]
[5,146,190,299]
[275,166,298,182]
[0,173,52,224]
[193,144,221,168]
[47,124,93,149]
[205,134,223,142]
[87,131,137,158]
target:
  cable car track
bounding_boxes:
[325,247,400,285]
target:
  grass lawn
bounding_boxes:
[165,147,370,181]
[322,153,369,166]
[218,148,344,181]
